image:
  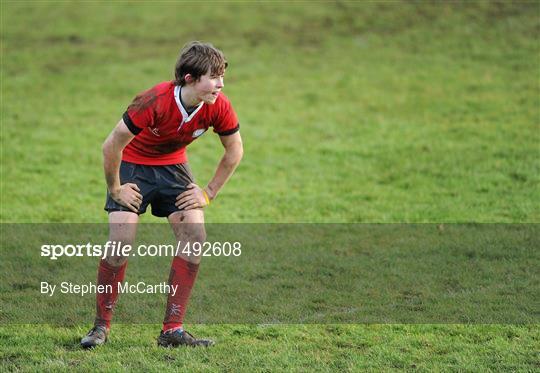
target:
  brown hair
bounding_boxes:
[174,41,228,86]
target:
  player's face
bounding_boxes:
[193,71,224,105]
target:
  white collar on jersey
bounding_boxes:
[174,85,204,126]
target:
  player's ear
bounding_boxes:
[184,74,194,84]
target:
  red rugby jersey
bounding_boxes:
[121,81,239,165]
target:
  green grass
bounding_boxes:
[2,224,538,325]
[1,324,538,371]
[2,1,538,224]
[1,1,539,371]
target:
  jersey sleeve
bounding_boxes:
[123,88,158,135]
[212,95,240,136]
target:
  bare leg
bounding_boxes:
[167,209,205,264]
[105,211,139,265]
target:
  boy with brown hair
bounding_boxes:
[81,41,243,348]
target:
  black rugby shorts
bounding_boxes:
[104,161,195,217]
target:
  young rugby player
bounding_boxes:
[81,41,243,348]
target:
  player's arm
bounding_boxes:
[206,131,244,199]
[176,132,243,210]
[102,119,142,213]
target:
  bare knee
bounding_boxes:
[168,211,206,264]
[168,210,206,241]
[106,211,138,266]
[175,225,206,263]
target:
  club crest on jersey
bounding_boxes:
[149,127,160,137]
[192,129,206,138]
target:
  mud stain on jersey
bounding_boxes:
[128,88,167,113]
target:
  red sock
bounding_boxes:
[94,259,127,329]
[163,256,199,332]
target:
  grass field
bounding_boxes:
[1,1,539,371]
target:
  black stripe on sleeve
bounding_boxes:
[217,123,240,136]
[122,112,143,135]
